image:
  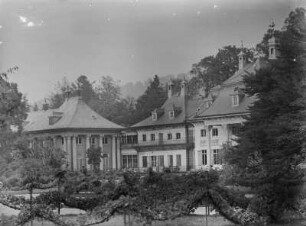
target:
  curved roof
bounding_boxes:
[24,97,123,132]
[194,58,268,119]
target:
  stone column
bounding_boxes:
[66,136,72,170]
[62,136,67,153]
[207,126,212,167]
[86,135,90,170]
[116,136,121,169]
[72,136,77,171]
[112,136,116,169]
[99,135,104,170]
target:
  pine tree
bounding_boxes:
[226,8,306,222]
[134,75,167,123]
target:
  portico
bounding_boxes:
[24,96,123,171]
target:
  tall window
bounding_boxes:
[176,154,181,167]
[143,134,147,141]
[151,156,157,167]
[123,155,138,169]
[167,133,172,140]
[212,128,218,137]
[151,134,155,141]
[61,137,65,145]
[90,137,95,145]
[176,133,181,139]
[213,149,222,165]
[102,137,108,144]
[168,155,173,167]
[159,155,164,167]
[76,137,82,144]
[200,129,206,137]
[143,156,147,168]
[202,150,207,165]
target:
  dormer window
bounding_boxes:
[231,87,244,107]
[232,95,239,106]
[169,110,174,119]
[152,112,157,121]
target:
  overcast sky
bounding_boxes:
[0,0,304,103]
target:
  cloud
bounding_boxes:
[18,15,44,28]
[19,16,28,23]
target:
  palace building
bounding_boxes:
[24,95,123,171]
[24,35,278,172]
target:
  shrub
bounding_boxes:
[6,176,20,188]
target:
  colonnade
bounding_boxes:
[28,133,121,171]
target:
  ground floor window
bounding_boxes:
[159,155,164,167]
[213,149,222,165]
[151,156,157,167]
[176,154,181,166]
[168,155,173,167]
[143,156,147,168]
[202,150,207,165]
[123,155,138,168]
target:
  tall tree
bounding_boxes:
[134,75,167,123]
[73,75,97,104]
[0,67,28,160]
[190,45,254,96]
[226,8,306,222]
[93,76,121,120]
[48,77,72,109]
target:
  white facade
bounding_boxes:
[192,116,244,170]
[121,125,189,172]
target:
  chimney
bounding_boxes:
[238,50,246,70]
[42,99,49,111]
[180,80,187,97]
[168,80,174,98]
[238,41,246,70]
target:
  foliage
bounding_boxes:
[0,214,17,226]
[87,146,102,173]
[16,204,74,226]
[190,45,254,97]
[134,75,167,124]
[0,67,28,163]
[225,7,306,222]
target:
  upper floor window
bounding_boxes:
[76,137,82,144]
[200,129,206,137]
[212,128,218,137]
[169,110,174,119]
[152,113,157,121]
[61,137,65,145]
[176,133,181,139]
[151,134,155,141]
[90,137,95,144]
[167,133,172,140]
[143,134,147,142]
[103,137,108,144]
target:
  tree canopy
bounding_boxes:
[225,7,306,222]
[190,45,254,97]
[134,75,167,124]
